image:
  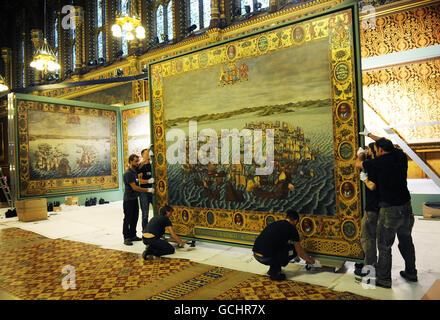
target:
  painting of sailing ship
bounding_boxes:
[127,110,151,159]
[163,38,337,216]
[28,110,112,180]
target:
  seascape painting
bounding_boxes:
[17,100,119,197]
[122,107,151,169]
[163,39,336,216]
[151,6,364,257]
[28,110,112,180]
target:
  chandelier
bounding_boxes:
[0,75,8,92]
[111,1,145,40]
[30,0,61,74]
[30,39,61,73]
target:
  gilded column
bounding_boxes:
[30,29,43,85]
[73,6,84,71]
[1,48,12,89]
[210,0,221,28]
[219,0,226,27]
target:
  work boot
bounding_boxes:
[124,239,133,246]
[270,272,286,281]
[400,271,418,282]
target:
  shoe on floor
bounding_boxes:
[400,271,418,282]
[375,279,392,289]
[354,266,372,277]
[130,236,142,241]
[124,239,133,246]
[270,272,286,281]
[354,262,364,270]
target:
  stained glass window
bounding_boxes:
[72,29,76,70]
[54,18,58,48]
[202,0,211,29]
[97,31,104,58]
[241,0,254,14]
[260,0,270,9]
[122,35,128,55]
[97,0,104,27]
[72,43,76,69]
[121,0,128,15]
[167,1,173,40]
[156,4,164,42]
[190,0,199,30]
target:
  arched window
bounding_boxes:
[119,0,129,55]
[156,4,165,42]
[240,0,269,14]
[97,31,104,58]
[54,17,58,48]
[95,0,106,59]
[167,0,173,40]
[71,29,76,70]
[97,0,104,28]
[188,0,211,31]
[202,0,211,29]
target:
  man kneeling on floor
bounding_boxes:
[253,210,316,281]
[142,205,187,259]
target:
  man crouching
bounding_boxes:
[253,210,316,281]
[142,205,186,259]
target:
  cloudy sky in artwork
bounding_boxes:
[163,38,331,120]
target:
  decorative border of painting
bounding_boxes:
[13,94,120,198]
[149,3,363,259]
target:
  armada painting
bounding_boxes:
[151,6,363,259]
[16,99,119,197]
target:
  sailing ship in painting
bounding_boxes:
[180,120,320,202]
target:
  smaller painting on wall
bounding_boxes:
[122,107,151,170]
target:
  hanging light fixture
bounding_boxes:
[112,0,146,41]
[0,75,8,92]
[30,0,61,74]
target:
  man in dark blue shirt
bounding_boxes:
[142,205,186,259]
[356,131,417,288]
[253,210,315,281]
[138,148,154,233]
[355,142,380,278]
[123,154,154,246]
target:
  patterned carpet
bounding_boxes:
[0,228,372,300]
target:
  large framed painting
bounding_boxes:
[16,99,119,197]
[150,4,363,259]
[122,107,151,170]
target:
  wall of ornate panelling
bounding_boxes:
[360,1,440,179]
[360,2,440,58]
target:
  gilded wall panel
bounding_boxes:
[363,58,440,144]
[360,3,440,58]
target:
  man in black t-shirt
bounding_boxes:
[123,154,154,246]
[253,210,315,281]
[138,148,154,233]
[355,142,380,278]
[356,131,417,288]
[141,205,186,259]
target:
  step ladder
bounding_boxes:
[0,171,14,209]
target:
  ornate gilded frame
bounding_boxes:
[15,96,119,197]
[150,3,363,259]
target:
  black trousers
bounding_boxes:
[123,198,139,240]
[142,236,175,257]
[254,243,297,274]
